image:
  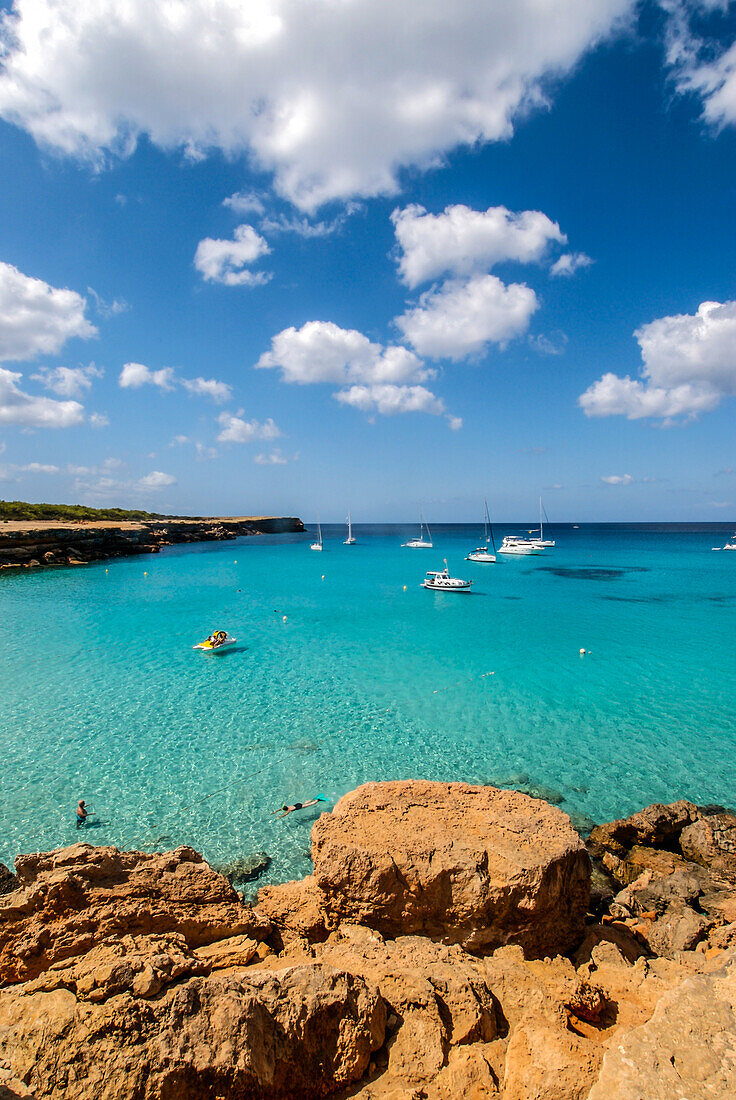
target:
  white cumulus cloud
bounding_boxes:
[138,470,177,489]
[334,383,447,418]
[601,473,634,485]
[194,224,270,286]
[0,0,634,210]
[392,204,566,287]
[0,261,96,362]
[119,362,176,391]
[0,367,85,428]
[254,449,289,465]
[396,274,538,360]
[216,412,282,443]
[256,321,431,385]
[663,1,736,129]
[550,251,593,277]
[580,299,736,420]
[31,363,103,396]
[180,376,233,403]
[119,363,230,402]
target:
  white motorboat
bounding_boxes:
[422,563,472,591]
[344,510,356,545]
[403,505,433,548]
[310,517,324,551]
[193,631,237,652]
[498,535,545,556]
[466,498,496,562]
[713,534,736,550]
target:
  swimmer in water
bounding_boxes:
[76,800,88,829]
[271,798,323,819]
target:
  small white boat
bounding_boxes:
[310,517,324,551]
[403,505,433,548]
[344,510,356,545]
[526,496,555,548]
[422,562,472,591]
[713,534,736,550]
[193,631,237,652]
[498,535,545,556]
[466,498,496,563]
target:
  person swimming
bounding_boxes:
[76,800,88,828]
[271,797,325,819]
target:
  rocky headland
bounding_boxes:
[1,779,735,1098]
[0,516,304,570]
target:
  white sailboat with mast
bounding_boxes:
[344,510,356,545]
[531,496,555,548]
[310,515,324,551]
[466,499,497,562]
[402,504,433,548]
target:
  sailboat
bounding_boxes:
[466,499,496,562]
[310,516,324,551]
[344,510,356,545]
[402,505,433,548]
[531,496,555,548]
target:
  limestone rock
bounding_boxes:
[256,874,331,946]
[0,864,16,898]
[588,800,698,858]
[0,963,384,1100]
[213,850,271,886]
[0,843,269,985]
[680,812,736,882]
[587,951,736,1099]
[308,781,590,955]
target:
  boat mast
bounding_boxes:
[486,498,496,553]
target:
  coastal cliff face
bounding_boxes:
[0,516,304,570]
[1,781,735,1099]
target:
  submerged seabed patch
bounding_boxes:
[538,566,649,581]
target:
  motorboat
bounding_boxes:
[498,535,545,556]
[466,498,496,563]
[193,631,237,652]
[403,504,433,548]
[422,563,472,591]
[310,517,324,551]
[344,510,356,545]
[712,534,736,550]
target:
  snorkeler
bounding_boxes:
[271,797,325,819]
[76,800,88,828]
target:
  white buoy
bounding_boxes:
[144,571,148,576]
[282,615,287,623]
[403,585,407,591]
[579,648,586,655]
[321,574,325,580]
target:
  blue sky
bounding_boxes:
[0,0,736,521]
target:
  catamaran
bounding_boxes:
[422,561,472,591]
[344,510,356,545]
[403,505,433,548]
[310,517,324,551]
[466,498,496,562]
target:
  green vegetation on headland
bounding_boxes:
[0,500,172,522]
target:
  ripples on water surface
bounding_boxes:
[2,523,735,889]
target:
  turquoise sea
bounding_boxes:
[2,523,736,891]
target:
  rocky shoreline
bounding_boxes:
[0,516,305,570]
[1,779,734,1098]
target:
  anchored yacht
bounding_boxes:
[403,505,433,548]
[422,562,473,591]
[466,498,496,563]
[310,517,324,551]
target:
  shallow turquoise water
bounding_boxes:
[2,523,736,890]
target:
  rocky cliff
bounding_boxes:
[1,781,735,1099]
[0,516,304,570]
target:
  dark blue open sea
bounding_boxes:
[2,522,735,889]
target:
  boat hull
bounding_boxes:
[466,552,496,563]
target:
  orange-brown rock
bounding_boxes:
[680,811,736,883]
[0,963,385,1100]
[588,800,698,858]
[305,781,590,956]
[0,843,269,985]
